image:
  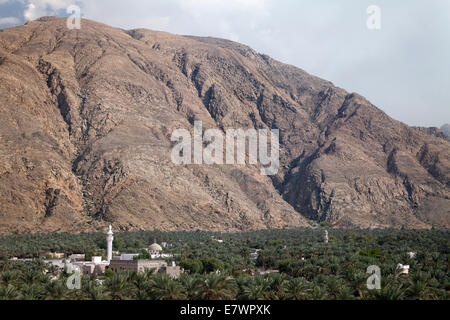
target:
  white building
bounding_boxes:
[151,253,173,259]
[120,253,140,261]
[91,256,102,264]
[147,242,163,255]
[43,259,67,269]
[106,225,114,262]
[63,226,114,276]
[397,263,410,274]
[250,249,261,261]
[71,256,110,276]
[68,254,86,261]
[211,236,224,243]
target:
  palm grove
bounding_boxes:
[0,228,449,300]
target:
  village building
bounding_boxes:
[255,270,279,277]
[250,249,261,261]
[165,262,182,278]
[147,242,163,255]
[45,252,65,259]
[108,259,181,278]
[211,236,224,243]
[161,242,172,248]
[71,256,110,276]
[40,226,181,278]
[80,263,108,276]
[397,263,410,274]
[68,254,86,261]
[120,253,140,261]
[9,258,33,263]
[44,259,67,268]
[144,241,174,258]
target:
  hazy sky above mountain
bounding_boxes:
[1,0,449,127]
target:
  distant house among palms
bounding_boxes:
[397,264,410,274]
[45,252,65,259]
[250,249,261,261]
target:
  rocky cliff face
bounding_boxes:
[0,17,448,233]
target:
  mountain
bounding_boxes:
[0,17,448,234]
[441,124,450,137]
[413,126,449,141]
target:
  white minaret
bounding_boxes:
[324,230,329,244]
[106,225,114,262]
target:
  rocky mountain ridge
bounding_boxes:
[0,17,448,233]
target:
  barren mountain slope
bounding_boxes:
[0,17,448,233]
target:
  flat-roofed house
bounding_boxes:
[109,259,181,278]
[71,256,109,276]
[68,254,86,261]
[109,259,167,273]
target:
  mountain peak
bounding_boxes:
[0,19,448,233]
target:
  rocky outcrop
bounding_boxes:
[0,18,448,233]
[414,126,449,142]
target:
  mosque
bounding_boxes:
[106,226,180,277]
[46,225,181,278]
[147,242,163,255]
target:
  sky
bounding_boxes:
[0,0,449,127]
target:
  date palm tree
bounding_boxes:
[83,280,109,300]
[105,273,130,300]
[336,285,355,300]
[179,274,203,300]
[148,274,186,300]
[348,271,368,299]
[370,282,405,300]
[201,274,237,300]
[20,283,43,300]
[240,277,270,300]
[0,284,19,300]
[406,280,432,300]
[405,273,437,300]
[267,273,288,300]
[130,272,150,300]
[284,278,310,300]
[1,270,18,286]
[44,280,67,300]
[310,285,327,300]
[20,269,41,285]
[325,276,345,299]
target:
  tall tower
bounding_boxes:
[106,225,114,262]
[324,230,329,244]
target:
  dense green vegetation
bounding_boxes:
[0,228,449,300]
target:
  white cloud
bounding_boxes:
[23,0,73,21]
[7,0,449,126]
[142,16,171,30]
[0,16,21,25]
[180,0,271,12]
